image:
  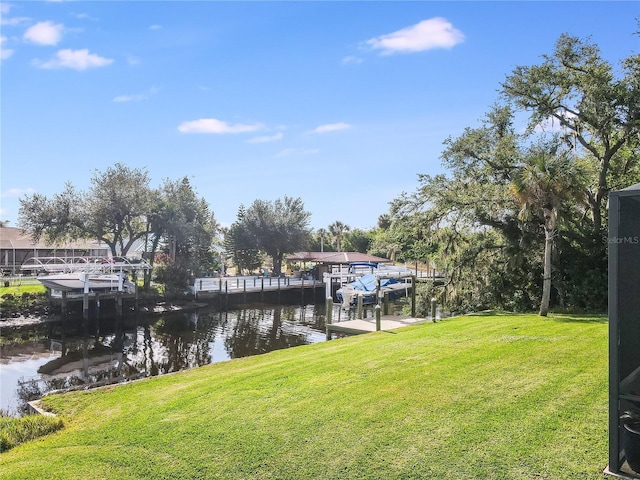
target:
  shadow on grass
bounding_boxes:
[465,310,608,324]
[550,313,608,324]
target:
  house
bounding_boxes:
[0,226,109,274]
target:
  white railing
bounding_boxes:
[191,275,322,295]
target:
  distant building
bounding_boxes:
[0,226,109,274]
[285,251,392,280]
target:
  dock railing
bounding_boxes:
[191,275,323,298]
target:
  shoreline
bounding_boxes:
[0,299,208,329]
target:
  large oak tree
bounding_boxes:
[19,163,154,257]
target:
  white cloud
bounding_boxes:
[366,17,464,55]
[178,118,264,134]
[275,148,319,158]
[2,187,36,198]
[24,21,64,46]
[246,132,284,144]
[149,24,162,30]
[342,56,363,65]
[34,48,114,70]
[0,36,14,60]
[113,86,159,103]
[308,122,352,134]
[1,4,30,26]
[72,12,97,21]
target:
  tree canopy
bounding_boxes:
[389,33,640,314]
[227,196,311,275]
[19,163,154,257]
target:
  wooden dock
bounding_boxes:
[192,276,324,298]
[326,315,428,337]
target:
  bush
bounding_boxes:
[153,262,191,297]
[0,414,64,452]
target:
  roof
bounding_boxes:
[0,226,107,251]
[621,183,640,191]
[285,251,391,264]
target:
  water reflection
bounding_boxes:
[1,303,335,415]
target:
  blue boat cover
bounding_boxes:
[349,273,396,292]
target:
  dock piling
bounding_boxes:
[325,296,333,340]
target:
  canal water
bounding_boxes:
[1,302,363,415]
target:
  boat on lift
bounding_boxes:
[335,263,413,307]
[37,272,135,292]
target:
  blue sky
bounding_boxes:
[1,1,638,231]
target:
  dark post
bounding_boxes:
[61,290,68,315]
[83,292,90,322]
[383,292,389,315]
[325,296,333,340]
[375,304,381,331]
[411,275,416,318]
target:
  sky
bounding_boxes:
[1,1,638,232]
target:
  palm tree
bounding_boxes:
[510,142,585,316]
[328,221,350,252]
[316,228,328,252]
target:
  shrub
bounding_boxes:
[0,414,63,452]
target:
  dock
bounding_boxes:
[191,275,326,306]
[326,315,427,336]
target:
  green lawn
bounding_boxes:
[0,313,609,479]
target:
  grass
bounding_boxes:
[0,313,609,479]
[0,284,46,297]
[0,414,64,453]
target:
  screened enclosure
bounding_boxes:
[609,183,640,477]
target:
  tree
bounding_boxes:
[343,228,372,254]
[156,177,218,272]
[19,163,154,257]
[328,221,350,252]
[244,196,311,275]
[224,205,262,275]
[389,32,640,314]
[502,34,640,237]
[316,228,328,252]
[510,140,586,316]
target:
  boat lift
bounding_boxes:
[20,256,152,275]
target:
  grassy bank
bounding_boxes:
[0,284,48,318]
[1,313,608,479]
[0,414,64,452]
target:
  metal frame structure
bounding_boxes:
[20,256,152,274]
[608,183,640,477]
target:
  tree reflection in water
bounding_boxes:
[4,303,329,415]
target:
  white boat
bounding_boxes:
[37,272,134,292]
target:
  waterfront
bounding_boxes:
[0,302,363,415]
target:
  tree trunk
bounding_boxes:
[539,227,553,316]
[272,252,283,275]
